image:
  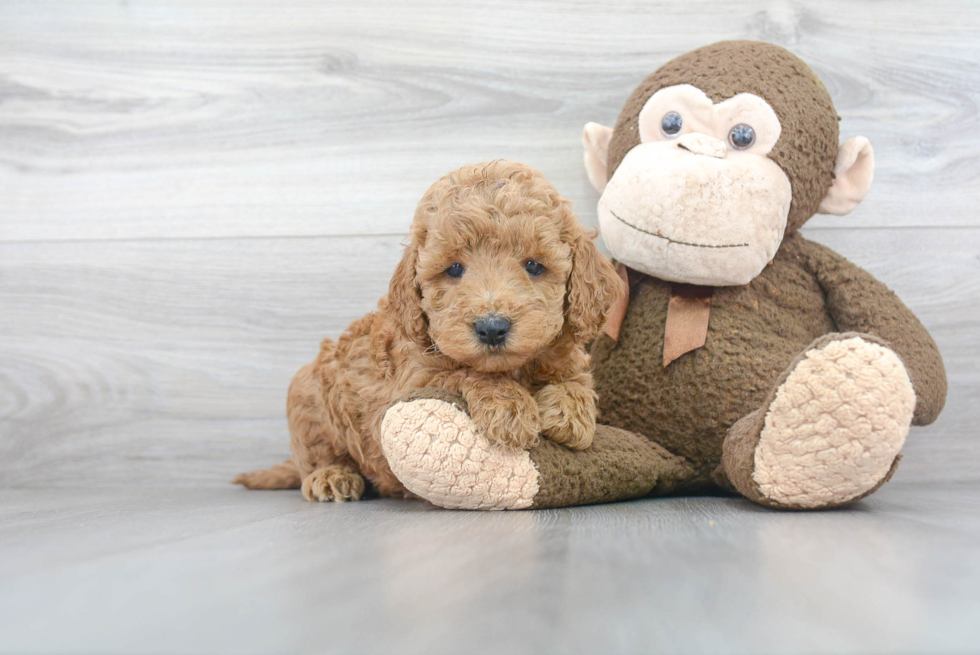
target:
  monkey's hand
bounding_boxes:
[535,381,597,451]
[463,378,541,451]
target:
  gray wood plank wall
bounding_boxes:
[1,0,977,487]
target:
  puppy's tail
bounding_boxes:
[232,459,301,490]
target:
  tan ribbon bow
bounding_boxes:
[662,284,713,367]
[601,264,713,367]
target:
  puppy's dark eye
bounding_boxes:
[445,263,465,278]
[524,260,545,277]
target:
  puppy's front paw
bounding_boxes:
[470,392,541,451]
[535,382,596,451]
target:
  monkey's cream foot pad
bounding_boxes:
[381,398,540,510]
[753,336,916,508]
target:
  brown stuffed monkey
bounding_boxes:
[378,41,947,510]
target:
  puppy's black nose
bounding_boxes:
[474,315,511,347]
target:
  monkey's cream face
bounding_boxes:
[598,84,792,286]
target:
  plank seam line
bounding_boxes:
[1,225,977,247]
[0,233,411,246]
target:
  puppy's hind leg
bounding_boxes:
[289,359,368,502]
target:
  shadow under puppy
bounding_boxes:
[235,161,624,501]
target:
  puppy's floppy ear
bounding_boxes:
[387,236,429,348]
[565,227,626,344]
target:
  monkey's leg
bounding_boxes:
[379,388,694,510]
[719,333,916,510]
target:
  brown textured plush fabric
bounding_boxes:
[716,408,767,503]
[530,424,693,509]
[590,233,946,491]
[720,404,902,510]
[718,331,903,509]
[606,40,839,235]
[800,240,948,424]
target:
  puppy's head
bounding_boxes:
[388,161,624,373]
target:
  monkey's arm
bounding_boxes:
[799,236,947,425]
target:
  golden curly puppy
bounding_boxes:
[234,161,624,502]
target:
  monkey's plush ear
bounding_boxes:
[582,122,614,193]
[818,137,875,215]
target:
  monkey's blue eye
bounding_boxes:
[445,263,464,278]
[524,260,545,276]
[661,111,683,137]
[729,124,756,149]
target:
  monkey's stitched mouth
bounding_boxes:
[609,210,749,249]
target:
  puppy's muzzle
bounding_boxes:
[473,315,511,347]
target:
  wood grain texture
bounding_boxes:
[0,230,975,486]
[1,0,979,243]
[0,1,978,488]
[1,484,979,654]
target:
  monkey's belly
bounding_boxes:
[592,265,835,480]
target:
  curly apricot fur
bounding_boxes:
[235,161,625,500]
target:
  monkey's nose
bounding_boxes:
[474,315,511,347]
[676,133,727,158]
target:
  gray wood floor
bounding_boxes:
[1,1,979,653]
[1,483,979,655]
